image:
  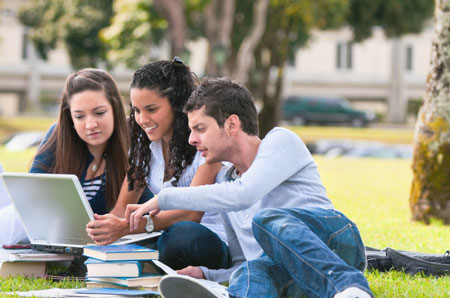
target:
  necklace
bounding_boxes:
[92,158,102,174]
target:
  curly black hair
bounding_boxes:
[127,59,198,190]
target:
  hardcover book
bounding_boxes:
[87,273,163,288]
[85,258,143,278]
[75,287,159,296]
[0,261,46,278]
[0,248,74,262]
[86,281,158,292]
[83,244,158,261]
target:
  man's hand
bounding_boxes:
[176,266,205,279]
[125,196,160,232]
[86,213,128,245]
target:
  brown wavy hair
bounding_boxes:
[33,68,129,211]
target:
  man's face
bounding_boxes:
[188,107,233,164]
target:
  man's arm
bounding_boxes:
[89,162,222,244]
[158,128,311,212]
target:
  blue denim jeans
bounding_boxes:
[157,221,231,270]
[227,208,373,298]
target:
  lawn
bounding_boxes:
[1,124,449,297]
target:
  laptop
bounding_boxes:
[0,172,160,254]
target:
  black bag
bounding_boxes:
[366,247,450,276]
[365,247,392,272]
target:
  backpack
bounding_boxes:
[366,247,450,276]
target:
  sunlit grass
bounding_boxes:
[315,156,450,297]
[0,116,56,140]
[366,270,450,297]
[0,147,36,172]
[287,125,414,144]
[315,156,450,254]
[0,275,84,298]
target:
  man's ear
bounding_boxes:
[225,114,240,135]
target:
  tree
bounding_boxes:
[254,0,349,135]
[18,0,113,69]
[204,0,236,77]
[101,0,210,68]
[101,0,167,69]
[410,0,450,224]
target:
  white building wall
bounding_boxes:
[287,25,433,116]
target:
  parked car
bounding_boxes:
[2,131,45,151]
[283,95,375,127]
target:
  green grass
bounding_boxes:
[315,156,450,297]
[287,125,414,144]
[1,123,449,297]
[0,116,56,141]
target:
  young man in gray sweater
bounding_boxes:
[126,77,373,298]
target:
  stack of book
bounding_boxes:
[0,247,74,278]
[83,244,165,291]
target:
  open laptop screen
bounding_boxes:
[1,172,161,254]
[0,172,95,250]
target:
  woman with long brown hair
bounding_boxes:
[31,68,152,214]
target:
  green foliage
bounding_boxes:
[101,0,166,68]
[101,0,210,68]
[18,0,113,69]
[407,98,424,116]
[348,0,434,42]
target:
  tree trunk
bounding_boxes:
[231,0,269,85]
[153,0,186,57]
[258,37,288,137]
[410,0,450,224]
[204,0,235,77]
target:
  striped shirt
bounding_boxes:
[82,176,103,202]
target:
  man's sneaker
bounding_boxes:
[334,287,372,298]
[159,275,229,298]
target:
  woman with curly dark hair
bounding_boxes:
[86,58,230,272]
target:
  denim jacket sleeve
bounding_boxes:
[30,123,57,173]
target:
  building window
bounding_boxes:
[406,45,413,71]
[336,41,353,70]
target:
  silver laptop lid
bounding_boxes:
[0,172,95,247]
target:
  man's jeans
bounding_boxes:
[227,208,373,298]
[157,221,230,270]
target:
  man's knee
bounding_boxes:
[252,208,285,227]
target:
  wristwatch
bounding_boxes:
[144,214,155,233]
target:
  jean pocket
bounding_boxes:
[327,223,365,270]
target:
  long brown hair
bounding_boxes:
[34,68,129,210]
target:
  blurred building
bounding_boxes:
[0,0,433,123]
[285,27,432,123]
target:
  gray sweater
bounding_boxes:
[159,127,334,282]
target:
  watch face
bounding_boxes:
[145,215,154,233]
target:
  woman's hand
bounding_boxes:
[86,213,128,245]
[125,196,160,232]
